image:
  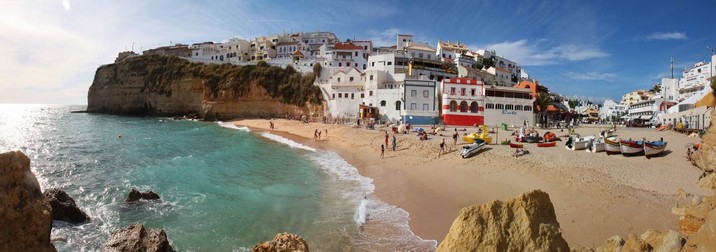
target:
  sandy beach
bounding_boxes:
[232,119,711,248]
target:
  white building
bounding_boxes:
[440,78,486,126]
[318,67,366,118]
[599,99,627,122]
[483,86,534,127]
[402,79,439,125]
[660,77,679,102]
[625,97,667,125]
[678,55,715,101]
[476,49,522,86]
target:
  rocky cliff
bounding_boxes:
[437,190,570,252]
[0,151,56,252]
[87,55,324,120]
[691,109,716,189]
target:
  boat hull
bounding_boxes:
[604,137,620,155]
[509,143,523,148]
[461,140,486,158]
[644,141,667,158]
[620,140,644,156]
[537,142,556,147]
[588,142,605,153]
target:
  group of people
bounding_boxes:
[314,129,328,141]
[380,131,397,158]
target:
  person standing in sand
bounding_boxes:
[392,134,397,151]
[452,129,458,146]
[384,132,389,148]
[439,138,446,157]
[380,144,385,158]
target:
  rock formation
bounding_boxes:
[683,209,716,251]
[86,55,323,120]
[252,232,309,252]
[691,109,716,188]
[0,151,56,252]
[43,188,90,224]
[126,189,161,202]
[679,195,716,236]
[103,224,173,252]
[437,190,569,252]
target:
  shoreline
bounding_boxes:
[233,119,710,247]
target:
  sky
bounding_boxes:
[1,0,715,105]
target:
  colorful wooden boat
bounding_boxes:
[586,137,605,153]
[604,136,620,155]
[643,138,667,158]
[619,139,644,156]
[537,141,556,147]
[565,136,595,150]
[509,143,524,148]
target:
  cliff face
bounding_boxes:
[0,151,56,252]
[87,55,323,120]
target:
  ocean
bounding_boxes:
[0,104,436,251]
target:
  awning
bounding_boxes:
[639,115,653,120]
[622,116,633,120]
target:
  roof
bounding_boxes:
[276,42,299,46]
[333,42,362,50]
[292,50,304,57]
[443,77,482,85]
[406,44,436,52]
[494,67,511,73]
[438,40,468,50]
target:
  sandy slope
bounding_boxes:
[233,119,710,247]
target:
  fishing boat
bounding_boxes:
[565,136,595,150]
[509,143,524,148]
[462,125,492,144]
[619,139,644,156]
[537,141,557,147]
[524,136,543,143]
[604,136,620,155]
[643,138,667,158]
[461,139,487,158]
[586,137,605,153]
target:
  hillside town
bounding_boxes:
[129,31,716,131]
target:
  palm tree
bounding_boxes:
[534,92,553,128]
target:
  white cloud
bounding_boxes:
[564,72,617,81]
[479,39,609,66]
[367,28,402,47]
[643,32,687,40]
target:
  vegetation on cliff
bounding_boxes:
[111,55,323,106]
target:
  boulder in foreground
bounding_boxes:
[437,190,569,252]
[103,224,173,252]
[252,232,309,252]
[0,151,56,252]
[43,188,90,224]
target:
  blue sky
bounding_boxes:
[1,0,715,104]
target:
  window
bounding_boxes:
[505,104,514,110]
[396,101,401,110]
[370,75,374,81]
[411,90,417,97]
[470,102,478,113]
[355,52,358,56]
[524,106,531,111]
[337,78,341,82]
[371,62,375,67]
[332,94,335,99]
[486,103,494,109]
[338,63,342,67]
[450,87,456,95]
[515,105,523,111]
[423,90,429,98]
[380,100,386,107]
[461,88,466,96]
[495,104,504,109]
[361,93,365,98]
[459,101,468,112]
[419,53,423,58]
[471,89,476,96]
[427,55,431,59]
[350,77,354,82]
[449,100,457,112]
[338,93,342,98]
[410,103,417,110]
[387,61,392,65]
[351,93,354,99]
[369,91,373,96]
[423,103,429,111]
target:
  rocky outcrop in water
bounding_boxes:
[86,55,324,120]
[252,232,309,252]
[0,151,56,252]
[103,224,173,252]
[437,190,569,252]
[43,188,90,224]
[126,189,161,202]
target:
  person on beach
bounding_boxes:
[380,144,385,158]
[314,129,318,140]
[392,134,397,151]
[439,138,446,157]
[384,132,389,148]
[318,131,322,140]
[452,129,458,146]
[269,121,274,131]
[325,129,328,139]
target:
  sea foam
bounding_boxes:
[261,132,316,152]
[217,121,250,132]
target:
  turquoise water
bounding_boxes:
[0,104,436,251]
